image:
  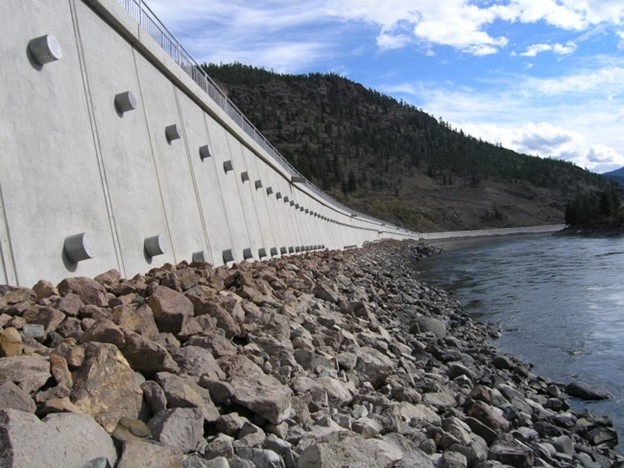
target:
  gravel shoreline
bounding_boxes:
[0,239,621,467]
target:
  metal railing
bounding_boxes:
[115,0,406,231]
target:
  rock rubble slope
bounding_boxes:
[0,240,620,467]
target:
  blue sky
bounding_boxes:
[147,0,624,174]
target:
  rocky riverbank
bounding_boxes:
[0,240,621,467]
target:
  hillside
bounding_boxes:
[203,63,609,231]
[603,167,624,187]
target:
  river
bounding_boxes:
[416,233,624,449]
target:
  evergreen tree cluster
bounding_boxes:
[564,190,623,227]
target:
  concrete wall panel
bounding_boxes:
[204,116,250,263]
[74,0,173,277]
[226,136,265,260]
[176,92,233,265]
[134,53,207,265]
[0,0,118,286]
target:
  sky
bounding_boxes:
[146,0,624,174]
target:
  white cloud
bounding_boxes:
[520,41,577,57]
[146,0,334,72]
[521,66,624,96]
[328,0,624,56]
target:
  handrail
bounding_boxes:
[115,0,405,231]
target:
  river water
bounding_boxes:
[416,234,624,447]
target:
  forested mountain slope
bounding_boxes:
[204,63,609,231]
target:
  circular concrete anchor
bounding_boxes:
[144,235,166,257]
[222,249,234,263]
[28,34,62,66]
[192,250,208,263]
[114,91,138,114]
[165,124,181,142]
[63,232,93,263]
[199,145,211,160]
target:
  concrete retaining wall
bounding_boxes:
[0,0,416,287]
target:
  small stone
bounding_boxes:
[141,380,168,415]
[32,280,59,300]
[21,323,45,340]
[50,354,73,388]
[0,327,23,356]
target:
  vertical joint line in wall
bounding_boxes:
[0,178,18,285]
[68,0,125,276]
[132,49,177,261]
[173,89,211,260]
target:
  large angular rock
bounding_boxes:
[121,330,179,375]
[488,440,534,467]
[383,402,441,426]
[117,439,184,468]
[0,355,51,394]
[291,376,353,406]
[70,342,143,432]
[186,332,238,358]
[0,381,36,412]
[189,292,243,338]
[111,303,159,339]
[23,306,66,337]
[219,355,292,424]
[313,282,340,303]
[141,380,168,415]
[155,372,219,422]
[79,318,126,348]
[234,447,285,467]
[466,401,511,432]
[0,408,117,467]
[565,381,611,400]
[298,432,434,468]
[148,408,204,453]
[355,346,395,388]
[171,346,225,380]
[58,277,108,307]
[410,316,447,338]
[147,286,194,334]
